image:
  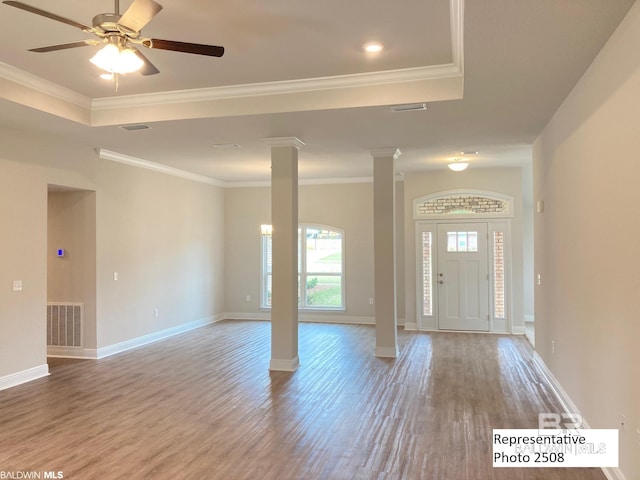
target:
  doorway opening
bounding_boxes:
[47,185,97,361]
[413,190,513,333]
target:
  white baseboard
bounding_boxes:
[47,346,98,359]
[96,314,223,359]
[225,312,271,321]
[224,312,409,327]
[532,352,627,480]
[269,356,300,372]
[404,321,418,331]
[301,313,375,325]
[224,311,376,325]
[602,466,627,480]
[511,325,525,335]
[524,314,535,323]
[532,352,583,421]
[0,364,49,391]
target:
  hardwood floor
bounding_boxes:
[0,321,605,480]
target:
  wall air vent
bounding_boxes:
[119,124,151,131]
[47,303,83,347]
[390,103,428,112]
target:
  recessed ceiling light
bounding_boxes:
[363,42,383,53]
[460,151,479,155]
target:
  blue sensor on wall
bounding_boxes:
[57,249,65,257]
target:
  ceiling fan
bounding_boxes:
[2,0,224,76]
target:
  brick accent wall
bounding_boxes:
[417,196,507,216]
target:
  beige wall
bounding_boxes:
[224,181,406,322]
[0,128,96,380]
[95,160,224,348]
[533,2,640,478]
[0,127,224,381]
[402,168,525,331]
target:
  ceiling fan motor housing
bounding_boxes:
[92,13,122,32]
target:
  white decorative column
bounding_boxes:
[371,148,401,358]
[265,137,305,371]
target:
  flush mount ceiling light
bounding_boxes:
[363,42,383,53]
[448,158,469,172]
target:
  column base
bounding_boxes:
[375,346,399,358]
[269,356,300,372]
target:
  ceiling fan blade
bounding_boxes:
[118,0,162,33]
[133,48,160,75]
[29,41,91,53]
[2,1,90,31]
[145,39,225,57]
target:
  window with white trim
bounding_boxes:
[261,224,344,310]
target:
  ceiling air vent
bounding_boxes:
[390,103,428,112]
[119,124,151,131]
[212,143,241,150]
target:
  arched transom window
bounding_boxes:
[413,190,514,219]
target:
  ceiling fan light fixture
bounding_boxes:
[90,43,143,74]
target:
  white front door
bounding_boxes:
[436,223,489,331]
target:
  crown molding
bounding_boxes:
[91,63,462,112]
[223,175,405,188]
[95,150,406,189]
[97,149,225,187]
[0,61,91,110]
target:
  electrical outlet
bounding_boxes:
[551,340,555,354]
[12,280,22,292]
[154,308,159,318]
[113,272,118,281]
[245,294,251,302]
[369,298,374,305]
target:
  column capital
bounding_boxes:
[369,148,402,160]
[263,137,306,150]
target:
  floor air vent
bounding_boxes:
[47,303,83,347]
